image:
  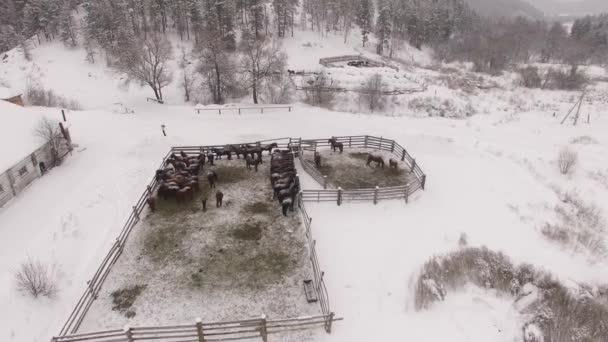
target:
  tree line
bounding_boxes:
[1,0,607,103]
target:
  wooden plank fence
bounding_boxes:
[0,134,72,208]
[55,137,338,342]
[195,106,292,115]
[297,135,426,205]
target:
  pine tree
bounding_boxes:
[355,0,374,47]
[58,1,77,47]
[375,0,391,55]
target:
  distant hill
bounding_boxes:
[465,0,544,19]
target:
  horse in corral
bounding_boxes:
[281,198,293,216]
[216,190,224,207]
[180,150,188,159]
[367,154,385,168]
[245,156,261,171]
[228,145,244,159]
[261,142,278,155]
[389,159,398,169]
[207,153,215,166]
[176,187,193,203]
[207,170,218,188]
[328,137,344,153]
[314,152,321,168]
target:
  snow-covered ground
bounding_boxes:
[1,24,608,342]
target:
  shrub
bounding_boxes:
[518,66,542,88]
[557,147,577,175]
[542,191,606,257]
[25,84,81,110]
[303,72,335,108]
[414,247,608,341]
[408,96,475,118]
[359,74,386,112]
[546,65,588,90]
[15,258,57,298]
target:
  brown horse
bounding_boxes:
[366,154,385,168]
[245,156,260,171]
[389,159,398,169]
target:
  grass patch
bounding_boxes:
[231,221,264,241]
[111,285,146,317]
[212,164,250,184]
[348,152,369,161]
[143,222,190,263]
[241,201,274,216]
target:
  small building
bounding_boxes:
[0,87,23,106]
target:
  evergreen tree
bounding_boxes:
[375,0,391,55]
[355,0,374,47]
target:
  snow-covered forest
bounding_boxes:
[1,0,608,342]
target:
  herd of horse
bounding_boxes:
[323,137,399,170]
[270,149,300,216]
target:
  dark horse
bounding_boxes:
[245,156,261,171]
[366,154,385,168]
[216,190,224,207]
[314,152,321,168]
[328,137,344,153]
[260,142,278,155]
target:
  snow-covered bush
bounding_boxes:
[518,66,542,88]
[414,247,608,341]
[359,74,386,112]
[25,84,81,110]
[570,136,598,145]
[541,191,606,257]
[303,72,335,108]
[557,147,577,175]
[15,258,57,298]
[546,66,588,90]
[408,96,475,118]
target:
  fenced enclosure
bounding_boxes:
[54,137,337,342]
[0,134,72,208]
[319,55,399,71]
[297,135,426,205]
[194,106,292,115]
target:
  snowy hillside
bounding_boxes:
[1,2,608,342]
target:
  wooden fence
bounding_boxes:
[195,106,292,115]
[0,135,72,208]
[319,55,399,71]
[53,314,341,342]
[55,137,337,341]
[297,135,426,205]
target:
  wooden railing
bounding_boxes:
[53,314,341,342]
[297,135,426,205]
[194,106,292,114]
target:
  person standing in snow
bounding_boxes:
[161,124,166,136]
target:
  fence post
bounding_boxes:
[260,314,268,342]
[337,187,342,206]
[6,169,17,196]
[146,185,153,196]
[379,136,383,150]
[405,183,410,204]
[401,150,406,161]
[373,186,379,205]
[323,175,328,189]
[133,206,140,220]
[218,109,221,115]
[325,312,335,333]
[124,325,134,342]
[289,106,292,112]
[364,135,368,149]
[421,175,426,190]
[349,136,352,147]
[61,109,67,122]
[261,108,264,114]
[410,159,417,172]
[391,140,395,153]
[195,318,205,342]
[238,108,241,115]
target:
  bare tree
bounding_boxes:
[15,257,57,298]
[116,34,173,101]
[239,31,287,104]
[360,74,386,112]
[196,30,237,104]
[178,47,194,102]
[34,117,62,166]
